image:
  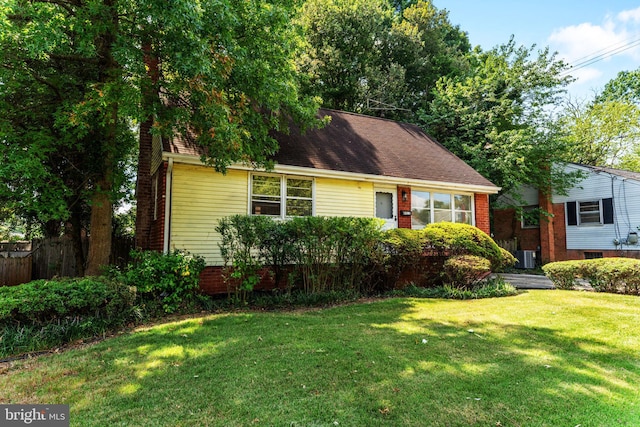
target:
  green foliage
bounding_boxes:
[443,255,491,289]
[559,99,640,168]
[421,222,509,270]
[216,215,275,302]
[389,276,517,299]
[0,277,136,357]
[542,260,582,290]
[297,0,469,119]
[216,215,384,299]
[419,38,578,198]
[286,216,384,294]
[116,250,206,314]
[543,258,640,294]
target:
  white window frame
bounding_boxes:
[578,199,602,226]
[249,173,314,219]
[410,189,475,229]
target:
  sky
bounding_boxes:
[439,1,640,101]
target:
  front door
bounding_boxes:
[375,188,398,230]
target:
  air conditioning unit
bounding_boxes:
[515,250,536,269]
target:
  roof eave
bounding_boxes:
[163,152,501,195]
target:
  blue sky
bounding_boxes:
[439,1,640,100]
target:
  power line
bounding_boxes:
[559,36,640,77]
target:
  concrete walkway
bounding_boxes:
[492,273,555,289]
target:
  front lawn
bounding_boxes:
[1,290,639,426]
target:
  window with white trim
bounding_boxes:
[566,198,614,226]
[251,174,313,218]
[411,190,473,229]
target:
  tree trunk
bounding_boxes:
[85,0,118,276]
[85,188,113,276]
[66,204,86,276]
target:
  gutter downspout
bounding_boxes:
[163,158,174,254]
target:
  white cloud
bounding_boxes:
[618,7,640,24]
[548,20,627,63]
[547,8,640,88]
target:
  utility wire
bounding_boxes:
[559,36,640,77]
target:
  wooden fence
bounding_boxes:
[0,256,32,286]
[495,238,518,254]
[1,236,135,286]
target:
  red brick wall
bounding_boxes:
[492,208,540,251]
[397,186,412,229]
[474,193,490,235]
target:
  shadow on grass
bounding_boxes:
[5,296,640,426]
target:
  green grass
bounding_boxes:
[2,290,639,426]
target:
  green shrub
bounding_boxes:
[388,277,517,300]
[443,255,491,289]
[497,247,518,272]
[283,216,384,294]
[216,215,384,298]
[421,223,508,270]
[543,258,640,294]
[542,260,582,290]
[0,277,135,326]
[580,258,640,294]
[217,215,274,302]
[0,277,136,357]
[117,250,206,313]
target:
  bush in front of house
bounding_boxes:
[543,258,640,294]
[0,277,136,358]
[443,254,491,289]
[115,250,207,314]
[422,222,513,271]
[217,215,385,299]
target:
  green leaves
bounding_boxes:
[419,39,575,196]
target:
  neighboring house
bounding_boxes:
[143,109,499,293]
[494,163,640,265]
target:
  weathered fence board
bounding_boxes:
[1,236,134,286]
[0,256,32,286]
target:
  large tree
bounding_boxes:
[296,0,469,119]
[0,0,320,275]
[418,39,580,198]
[559,98,640,168]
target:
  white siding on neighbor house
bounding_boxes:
[554,164,640,251]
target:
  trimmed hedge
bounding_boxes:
[542,258,640,294]
[0,277,135,326]
[217,216,515,296]
[443,255,491,289]
[0,277,136,358]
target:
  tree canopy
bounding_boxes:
[418,39,579,197]
[0,0,321,274]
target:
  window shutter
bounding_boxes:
[566,201,577,226]
[602,198,614,224]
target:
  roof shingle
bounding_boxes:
[164,108,498,190]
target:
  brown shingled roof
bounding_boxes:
[164,108,497,190]
[273,109,496,189]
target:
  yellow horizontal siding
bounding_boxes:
[170,164,248,265]
[315,178,374,217]
[169,167,376,266]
